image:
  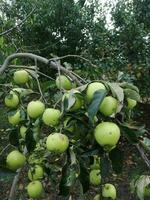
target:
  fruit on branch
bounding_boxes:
[127,98,137,109]
[6,150,26,170]
[20,125,27,139]
[42,108,61,126]
[27,100,45,118]
[86,82,106,102]
[99,96,118,116]
[13,70,29,84]
[27,180,43,199]
[8,110,21,125]
[144,184,150,196]
[56,75,73,90]
[63,90,83,111]
[102,183,116,199]
[93,194,100,200]
[89,169,101,185]
[28,165,44,181]
[4,91,19,108]
[46,133,69,153]
[94,122,120,150]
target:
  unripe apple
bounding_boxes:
[13,70,29,84]
[86,82,106,102]
[127,98,137,109]
[94,122,120,149]
[93,194,100,200]
[8,110,21,125]
[20,125,27,139]
[42,108,61,126]
[6,150,26,170]
[27,180,43,199]
[46,133,69,153]
[27,100,45,118]
[4,91,19,108]
[28,165,44,181]
[56,75,72,90]
[102,183,116,199]
[89,169,101,185]
[144,184,150,196]
[99,96,118,116]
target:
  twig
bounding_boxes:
[136,144,150,169]
[8,147,27,200]
[0,7,36,37]
[0,53,82,86]
[49,54,97,68]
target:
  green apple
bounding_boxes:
[94,122,120,149]
[42,108,61,126]
[127,98,137,109]
[93,194,100,200]
[8,110,21,125]
[99,96,118,116]
[6,150,26,170]
[20,125,27,139]
[27,100,45,118]
[89,169,101,185]
[28,165,44,181]
[5,91,19,108]
[63,90,83,111]
[56,75,72,90]
[86,82,106,102]
[102,183,116,199]
[46,133,69,153]
[13,70,29,84]
[27,180,43,199]
[144,184,150,196]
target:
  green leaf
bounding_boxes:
[0,167,16,180]
[120,82,139,93]
[109,148,124,174]
[132,175,150,200]
[140,137,150,153]
[107,82,124,102]
[25,128,36,152]
[78,165,89,193]
[124,88,141,102]
[88,89,107,122]
[100,154,111,181]
[9,128,19,146]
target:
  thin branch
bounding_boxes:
[49,54,98,68]
[0,53,82,86]
[136,144,150,169]
[8,147,27,200]
[0,7,36,37]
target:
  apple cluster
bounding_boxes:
[4,70,139,199]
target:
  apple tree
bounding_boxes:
[0,52,150,200]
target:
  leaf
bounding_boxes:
[100,154,111,181]
[9,128,19,146]
[124,88,141,102]
[0,167,16,180]
[109,148,124,174]
[78,164,89,193]
[140,137,150,153]
[88,89,107,122]
[107,82,124,102]
[133,175,150,200]
[120,82,139,93]
[67,93,76,110]
[25,128,36,152]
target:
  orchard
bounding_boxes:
[0,52,149,200]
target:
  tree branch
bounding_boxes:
[0,7,36,37]
[0,53,82,85]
